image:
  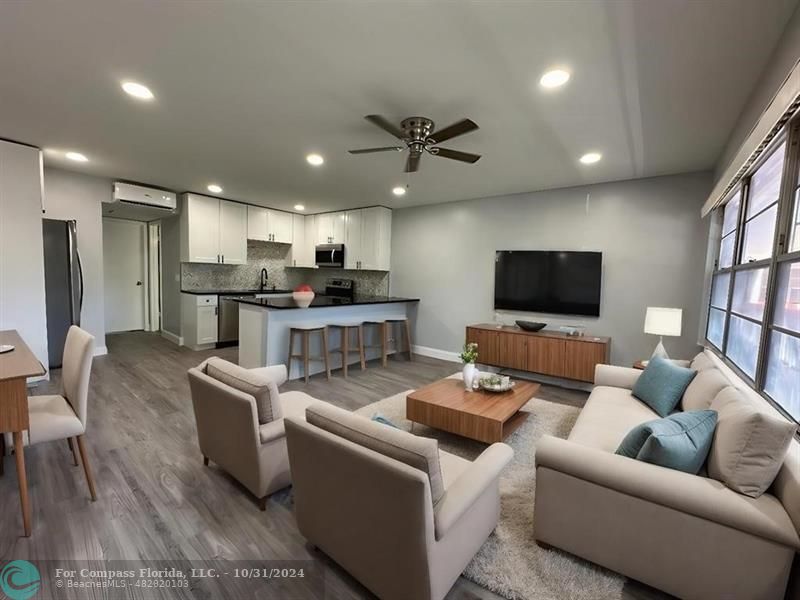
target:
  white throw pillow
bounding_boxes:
[681,369,731,411]
[707,387,797,498]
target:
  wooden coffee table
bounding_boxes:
[406,377,540,443]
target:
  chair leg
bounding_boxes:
[342,327,349,378]
[302,331,309,384]
[358,325,366,370]
[322,328,331,380]
[68,437,79,466]
[404,319,414,360]
[258,496,267,511]
[287,330,295,380]
[76,435,97,501]
[381,323,388,368]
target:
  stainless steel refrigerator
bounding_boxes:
[42,219,83,368]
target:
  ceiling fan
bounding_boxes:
[348,115,481,173]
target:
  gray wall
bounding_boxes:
[161,214,181,336]
[390,171,713,368]
[42,167,109,351]
[715,3,800,178]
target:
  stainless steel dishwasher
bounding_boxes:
[218,294,254,346]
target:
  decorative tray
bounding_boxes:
[478,376,515,393]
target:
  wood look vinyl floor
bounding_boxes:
[0,332,668,600]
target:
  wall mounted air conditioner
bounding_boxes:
[103,182,178,220]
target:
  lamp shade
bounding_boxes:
[644,307,682,337]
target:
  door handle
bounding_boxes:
[136,281,143,286]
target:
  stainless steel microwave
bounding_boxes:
[315,244,345,268]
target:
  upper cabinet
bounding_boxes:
[180,193,247,264]
[345,207,392,271]
[315,211,345,244]
[287,213,315,268]
[247,206,293,243]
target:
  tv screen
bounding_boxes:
[494,251,602,316]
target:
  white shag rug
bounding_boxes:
[354,375,626,600]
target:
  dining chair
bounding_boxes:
[2,326,97,500]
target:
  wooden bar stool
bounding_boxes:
[288,326,330,383]
[363,318,413,367]
[327,324,366,378]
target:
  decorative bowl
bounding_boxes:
[292,290,315,308]
[478,375,516,393]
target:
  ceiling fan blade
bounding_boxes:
[431,147,481,164]
[365,115,406,139]
[405,153,421,173]
[427,119,478,144]
[348,146,404,154]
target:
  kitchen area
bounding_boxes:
[167,193,418,377]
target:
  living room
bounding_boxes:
[1,1,799,599]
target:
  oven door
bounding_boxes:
[315,244,344,268]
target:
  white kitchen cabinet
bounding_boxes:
[248,207,293,243]
[219,201,247,264]
[344,206,392,271]
[315,211,345,244]
[180,193,247,264]
[181,293,218,349]
[287,214,319,268]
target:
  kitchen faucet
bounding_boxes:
[260,268,268,292]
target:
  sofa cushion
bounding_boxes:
[616,410,718,474]
[707,387,797,498]
[305,401,446,504]
[569,386,660,452]
[205,358,282,425]
[681,368,731,412]
[690,352,716,372]
[632,357,697,417]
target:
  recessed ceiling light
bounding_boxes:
[539,69,571,89]
[121,81,154,100]
[306,153,324,166]
[579,152,602,165]
[65,151,88,162]
[294,204,305,211]
[207,184,223,193]
[392,186,407,197]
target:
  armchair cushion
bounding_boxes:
[708,387,797,498]
[205,357,282,424]
[305,401,446,504]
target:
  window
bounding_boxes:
[706,116,800,425]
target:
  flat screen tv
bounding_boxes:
[494,250,602,316]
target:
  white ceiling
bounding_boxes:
[1,0,797,212]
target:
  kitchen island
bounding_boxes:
[235,295,419,379]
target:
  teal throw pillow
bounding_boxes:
[616,410,718,474]
[632,356,697,417]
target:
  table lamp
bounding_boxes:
[644,307,682,361]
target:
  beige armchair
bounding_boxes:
[187,359,317,509]
[285,402,513,600]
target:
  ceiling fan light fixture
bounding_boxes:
[539,69,571,89]
[306,153,324,166]
[392,186,406,197]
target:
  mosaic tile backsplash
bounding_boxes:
[181,241,389,295]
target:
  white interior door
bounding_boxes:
[103,218,146,333]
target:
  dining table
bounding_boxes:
[0,329,46,537]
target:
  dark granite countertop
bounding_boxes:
[181,289,293,295]
[234,294,419,309]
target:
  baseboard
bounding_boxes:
[160,330,183,346]
[412,345,461,363]
[94,346,108,357]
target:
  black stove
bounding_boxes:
[324,278,355,300]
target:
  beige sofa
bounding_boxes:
[188,361,317,509]
[285,402,513,600]
[534,350,800,600]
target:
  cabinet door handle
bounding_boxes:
[214,306,218,316]
[217,254,220,263]
[221,255,225,263]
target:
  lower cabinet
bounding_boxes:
[181,294,218,350]
[465,324,610,383]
